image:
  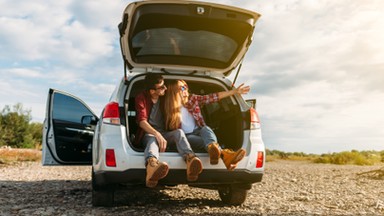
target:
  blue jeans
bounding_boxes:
[186,126,220,152]
[143,129,194,163]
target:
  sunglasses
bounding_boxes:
[180,85,188,91]
[154,84,166,90]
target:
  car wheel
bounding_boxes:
[92,188,114,207]
[218,185,248,205]
[92,168,114,207]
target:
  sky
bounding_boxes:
[1,0,383,154]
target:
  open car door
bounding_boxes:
[42,89,98,165]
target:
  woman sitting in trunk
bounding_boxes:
[164,79,250,170]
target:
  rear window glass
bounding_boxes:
[132,28,236,63]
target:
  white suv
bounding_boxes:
[42,0,265,207]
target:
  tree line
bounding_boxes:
[0,103,42,149]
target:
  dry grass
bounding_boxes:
[0,148,41,165]
[266,154,314,162]
[266,149,384,166]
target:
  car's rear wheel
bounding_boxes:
[218,185,248,205]
[92,188,114,207]
[92,168,114,207]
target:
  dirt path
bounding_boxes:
[0,160,383,215]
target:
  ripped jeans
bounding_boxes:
[143,129,194,163]
[185,126,221,152]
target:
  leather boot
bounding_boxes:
[221,148,246,171]
[146,157,169,188]
[185,153,203,181]
[207,142,221,165]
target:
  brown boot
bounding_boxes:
[185,154,203,181]
[146,157,169,188]
[221,149,246,171]
[207,142,221,165]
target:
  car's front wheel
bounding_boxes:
[218,185,249,205]
[92,168,114,207]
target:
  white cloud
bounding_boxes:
[0,0,126,67]
[69,1,127,28]
[57,21,115,66]
[2,68,43,78]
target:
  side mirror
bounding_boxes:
[81,115,97,125]
[246,99,256,109]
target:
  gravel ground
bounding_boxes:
[0,160,383,215]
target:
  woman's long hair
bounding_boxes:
[164,80,182,131]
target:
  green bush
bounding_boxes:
[266,149,383,165]
[314,150,381,165]
[0,103,42,149]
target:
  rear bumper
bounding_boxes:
[94,168,263,187]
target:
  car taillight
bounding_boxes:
[105,149,116,167]
[250,108,260,130]
[256,151,264,168]
[103,102,120,125]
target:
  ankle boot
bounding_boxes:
[185,153,203,181]
[207,142,221,165]
[146,157,169,188]
[221,148,246,171]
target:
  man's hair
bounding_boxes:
[145,74,164,90]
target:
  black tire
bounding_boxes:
[92,188,114,207]
[92,168,114,207]
[218,185,248,205]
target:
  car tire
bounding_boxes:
[92,168,114,207]
[92,188,114,207]
[218,185,248,205]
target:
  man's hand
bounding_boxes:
[139,120,167,152]
[155,132,167,152]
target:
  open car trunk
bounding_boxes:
[119,0,260,76]
[125,76,243,152]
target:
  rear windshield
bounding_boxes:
[132,28,236,63]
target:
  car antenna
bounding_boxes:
[232,60,243,87]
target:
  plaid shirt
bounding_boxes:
[185,93,219,127]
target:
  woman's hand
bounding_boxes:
[218,83,251,100]
[235,83,250,95]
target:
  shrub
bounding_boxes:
[0,103,42,149]
[266,149,382,165]
[380,151,384,163]
[314,150,381,165]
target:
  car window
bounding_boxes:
[52,93,93,123]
